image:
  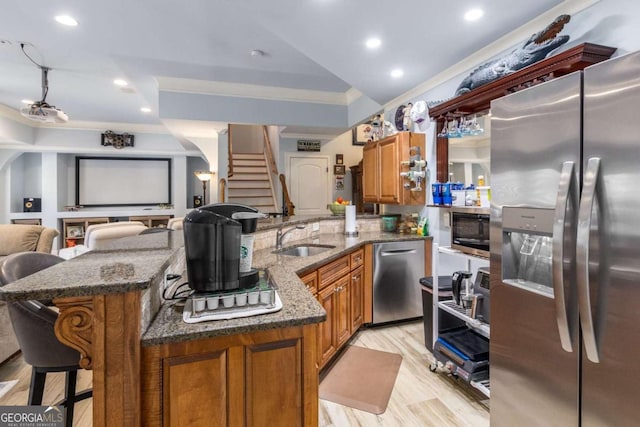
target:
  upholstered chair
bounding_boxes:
[167,216,184,230]
[83,221,147,249]
[0,252,92,427]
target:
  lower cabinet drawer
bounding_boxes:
[318,255,350,290]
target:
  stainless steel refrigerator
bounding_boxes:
[490,51,640,426]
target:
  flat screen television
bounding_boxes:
[75,156,172,207]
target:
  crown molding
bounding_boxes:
[385,0,600,111]
[157,76,351,105]
[279,132,340,141]
[36,120,170,134]
[0,104,35,126]
[0,142,201,156]
[0,104,170,134]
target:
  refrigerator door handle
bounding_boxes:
[553,161,578,352]
[577,157,601,363]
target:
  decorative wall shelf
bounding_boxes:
[430,43,617,183]
[429,43,616,119]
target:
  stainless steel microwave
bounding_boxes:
[451,207,490,258]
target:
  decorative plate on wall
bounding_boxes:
[395,105,406,131]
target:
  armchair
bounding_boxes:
[0,224,59,260]
[0,224,59,363]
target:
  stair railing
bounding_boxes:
[262,126,291,215]
[218,178,226,203]
[262,126,279,175]
[227,125,234,178]
[279,174,295,216]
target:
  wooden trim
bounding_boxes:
[425,239,433,278]
[435,122,449,184]
[91,292,141,427]
[262,125,279,175]
[218,178,226,202]
[53,296,94,369]
[227,124,234,177]
[302,324,318,426]
[227,346,245,427]
[279,174,295,216]
[363,244,373,324]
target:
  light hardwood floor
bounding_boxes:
[0,321,488,426]
[320,321,489,427]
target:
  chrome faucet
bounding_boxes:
[276,224,306,249]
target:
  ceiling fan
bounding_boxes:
[19,44,68,123]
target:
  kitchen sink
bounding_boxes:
[273,244,335,257]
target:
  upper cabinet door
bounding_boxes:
[378,137,400,204]
[362,144,379,202]
[361,132,426,205]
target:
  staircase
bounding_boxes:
[227,152,278,213]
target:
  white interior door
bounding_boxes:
[287,155,330,215]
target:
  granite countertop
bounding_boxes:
[0,230,181,302]
[141,231,431,346]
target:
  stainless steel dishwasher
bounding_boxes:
[372,240,425,324]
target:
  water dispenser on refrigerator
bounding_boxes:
[501,207,555,297]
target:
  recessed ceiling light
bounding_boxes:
[250,49,266,57]
[21,99,34,105]
[365,38,381,49]
[140,107,152,113]
[113,79,128,87]
[464,8,484,21]
[390,69,404,78]
[55,15,78,27]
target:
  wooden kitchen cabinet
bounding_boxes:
[317,283,337,367]
[317,276,350,369]
[349,266,364,334]
[334,274,351,349]
[362,144,378,202]
[299,270,318,295]
[312,248,370,369]
[362,131,426,205]
[141,325,318,427]
[378,136,401,203]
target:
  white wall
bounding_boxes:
[230,125,264,153]
[279,130,364,204]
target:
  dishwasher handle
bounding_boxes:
[381,249,417,256]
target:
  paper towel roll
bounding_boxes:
[345,205,357,233]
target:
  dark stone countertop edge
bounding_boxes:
[0,253,173,302]
[0,280,152,302]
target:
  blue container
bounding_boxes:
[432,183,442,205]
[442,182,452,205]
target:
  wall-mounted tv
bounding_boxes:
[75,156,172,207]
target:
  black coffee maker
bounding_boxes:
[184,203,261,293]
